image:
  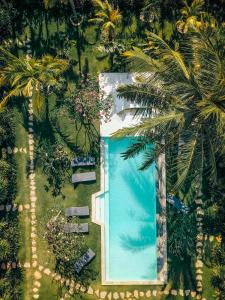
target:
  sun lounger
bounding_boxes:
[71,156,96,167]
[65,206,89,217]
[64,223,89,233]
[167,195,189,213]
[72,172,96,183]
[74,248,96,274]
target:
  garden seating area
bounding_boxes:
[65,206,90,217]
[71,156,96,167]
[64,223,89,233]
[72,171,96,183]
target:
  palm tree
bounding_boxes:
[89,0,122,42]
[113,30,225,199]
[176,0,216,33]
[0,48,68,121]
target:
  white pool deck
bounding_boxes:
[99,73,142,137]
[92,73,167,285]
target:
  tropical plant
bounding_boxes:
[0,159,15,204]
[0,109,15,148]
[211,266,225,300]
[0,239,10,261]
[89,0,122,41]
[140,0,162,23]
[114,30,225,199]
[0,2,17,42]
[176,0,216,33]
[0,269,23,300]
[168,213,197,259]
[0,48,68,120]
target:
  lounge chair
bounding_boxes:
[64,223,89,233]
[74,248,96,274]
[71,156,96,167]
[167,195,189,214]
[72,172,96,183]
[65,206,89,217]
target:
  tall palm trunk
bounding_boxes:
[108,29,114,69]
[69,0,77,17]
[44,88,50,124]
[69,0,82,74]
[76,28,82,74]
[44,12,49,40]
[45,96,50,123]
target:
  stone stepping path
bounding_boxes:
[36,265,204,300]
[2,260,207,299]
[195,193,204,297]
[0,203,32,212]
[0,261,32,270]
[1,147,27,155]
[23,39,40,300]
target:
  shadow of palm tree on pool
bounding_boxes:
[120,224,156,252]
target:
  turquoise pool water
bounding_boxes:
[104,137,157,282]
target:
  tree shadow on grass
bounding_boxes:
[165,255,196,300]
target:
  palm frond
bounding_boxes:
[173,130,201,192]
[121,138,148,159]
[123,47,160,72]
[32,88,45,113]
[113,111,184,138]
[147,33,190,80]
[92,0,105,10]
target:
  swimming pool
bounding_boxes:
[103,137,157,282]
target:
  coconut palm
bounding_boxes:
[89,0,122,41]
[0,48,68,120]
[176,0,216,33]
[113,30,225,198]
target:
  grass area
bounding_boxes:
[38,274,60,300]
[13,108,33,300]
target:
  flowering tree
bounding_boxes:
[66,76,113,125]
[62,76,113,154]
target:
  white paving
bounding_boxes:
[99,73,142,137]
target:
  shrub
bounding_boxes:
[45,208,86,277]
[0,109,15,148]
[0,159,16,203]
[0,177,9,204]
[168,213,197,260]
[0,239,10,260]
[65,76,113,124]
